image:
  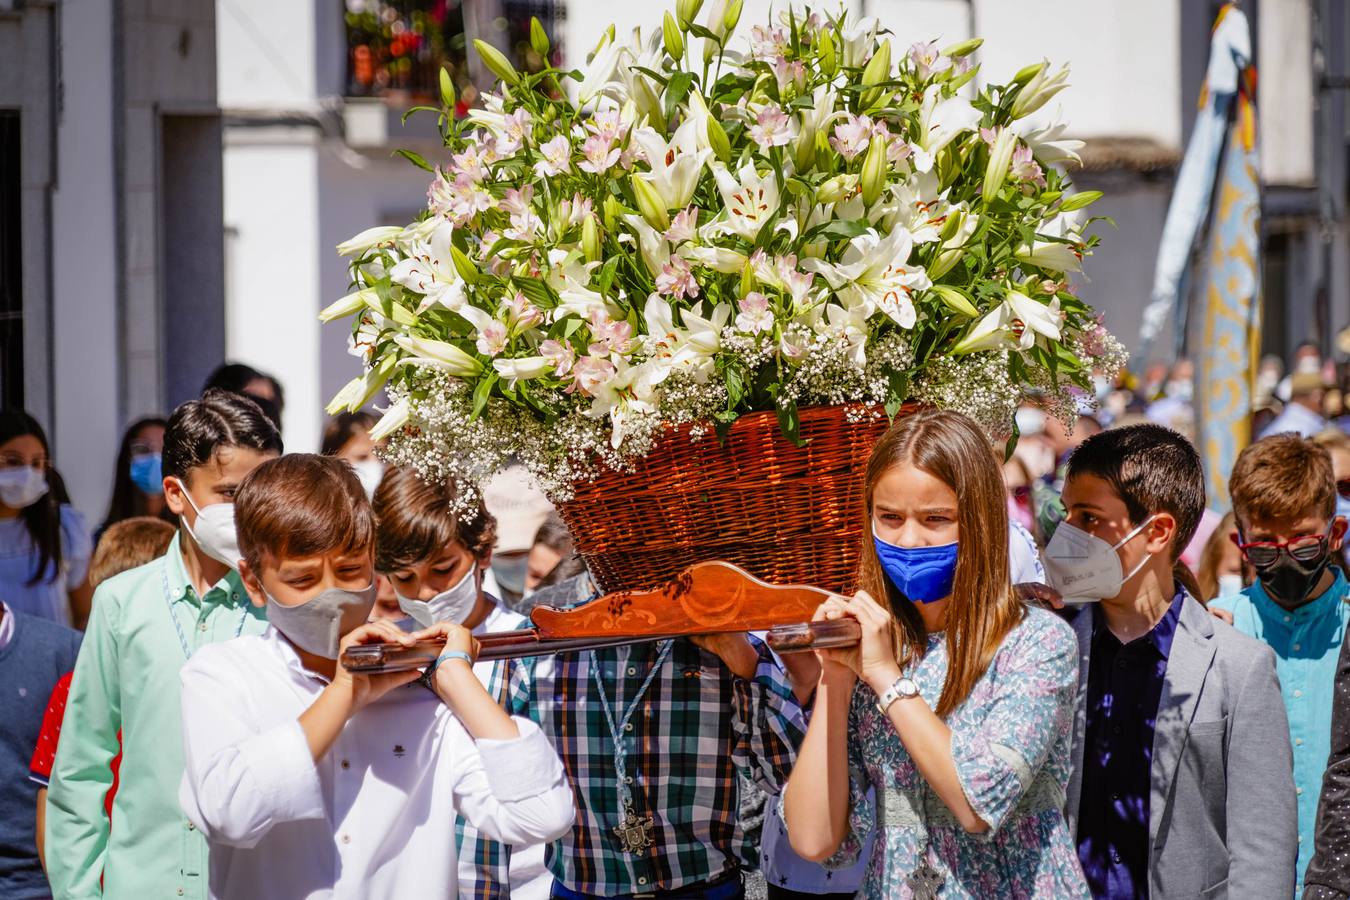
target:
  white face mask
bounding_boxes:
[1216,573,1245,599]
[396,564,481,628]
[0,466,49,509]
[1042,515,1158,603]
[176,477,243,570]
[350,458,385,500]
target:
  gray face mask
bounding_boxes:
[265,583,378,659]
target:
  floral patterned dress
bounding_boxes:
[828,606,1089,898]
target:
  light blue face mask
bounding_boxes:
[872,529,959,604]
[130,453,163,496]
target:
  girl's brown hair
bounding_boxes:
[859,408,1025,717]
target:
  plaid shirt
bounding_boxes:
[457,580,806,897]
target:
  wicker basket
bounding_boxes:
[556,403,909,595]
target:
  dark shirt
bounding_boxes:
[1076,589,1184,900]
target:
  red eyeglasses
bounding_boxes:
[1233,530,1332,569]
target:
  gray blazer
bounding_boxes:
[1065,594,1298,899]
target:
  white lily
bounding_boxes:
[1015,210,1085,272]
[1013,117,1084,168]
[585,357,672,448]
[839,14,879,68]
[1011,62,1071,119]
[707,162,781,242]
[622,214,671,277]
[492,356,553,388]
[367,398,411,442]
[911,86,981,173]
[546,248,609,319]
[389,222,467,314]
[888,170,947,244]
[679,244,748,273]
[670,304,732,381]
[802,228,930,326]
[952,290,1062,354]
[337,225,404,258]
[576,38,624,105]
[631,120,710,211]
[393,335,484,377]
[820,303,870,366]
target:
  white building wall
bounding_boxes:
[50,0,120,521]
[1259,0,1315,186]
[216,0,318,110]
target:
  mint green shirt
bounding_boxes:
[45,535,267,899]
[1212,568,1350,897]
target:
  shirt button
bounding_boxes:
[625,776,634,785]
[638,877,648,886]
[1294,689,1303,698]
[199,622,208,632]
[1293,643,1301,651]
[1297,787,1304,795]
[342,834,351,844]
[187,821,196,831]
[232,592,239,600]
[341,759,351,770]
[1285,615,1292,623]
[177,890,184,897]
[624,723,634,732]
[627,666,637,676]
[1296,738,1304,746]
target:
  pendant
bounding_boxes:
[906,860,944,900]
[613,803,656,855]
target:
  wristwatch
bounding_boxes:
[876,675,920,714]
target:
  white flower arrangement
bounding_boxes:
[324,1,1123,504]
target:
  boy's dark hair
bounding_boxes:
[235,454,374,572]
[1066,423,1206,561]
[320,411,377,457]
[89,517,176,588]
[1230,434,1335,527]
[163,389,283,482]
[202,363,285,426]
[373,466,497,573]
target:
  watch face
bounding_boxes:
[897,677,919,698]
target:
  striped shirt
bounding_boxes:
[458,579,806,896]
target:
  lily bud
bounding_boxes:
[938,209,964,242]
[818,30,837,76]
[794,125,817,172]
[860,135,888,207]
[319,288,377,323]
[530,18,550,59]
[948,65,979,92]
[1058,190,1103,212]
[439,68,456,110]
[603,195,622,231]
[930,285,979,318]
[1011,62,1069,119]
[632,175,671,231]
[860,39,891,109]
[982,128,1017,206]
[474,39,520,86]
[663,12,685,60]
[941,37,983,58]
[706,116,731,163]
[815,174,857,204]
[1011,61,1045,87]
[582,214,603,262]
[451,245,482,283]
[723,0,744,36]
[590,25,616,62]
[927,249,963,280]
[676,0,703,29]
[739,261,756,298]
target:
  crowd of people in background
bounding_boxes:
[1,349,1350,899]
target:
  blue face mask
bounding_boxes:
[873,530,959,604]
[129,453,163,496]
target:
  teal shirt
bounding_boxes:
[1212,569,1350,896]
[45,535,267,899]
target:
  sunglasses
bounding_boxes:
[1234,531,1332,569]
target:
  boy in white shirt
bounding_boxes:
[176,454,574,900]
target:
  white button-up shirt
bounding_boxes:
[177,626,574,899]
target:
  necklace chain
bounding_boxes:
[161,559,250,661]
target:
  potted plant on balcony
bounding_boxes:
[322,1,1125,594]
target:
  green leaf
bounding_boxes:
[884,370,910,418]
[596,256,621,294]
[776,399,808,447]
[400,105,441,125]
[804,218,870,243]
[1003,421,1021,461]
[514,275,558,308]
[686,23,721,42]
[393,149,434,172]
[471,372,498,419]
[663,72,696,124]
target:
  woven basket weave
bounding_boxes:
[557,403,907,595]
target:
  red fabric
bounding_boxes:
[30,672,121,819]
